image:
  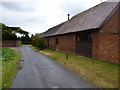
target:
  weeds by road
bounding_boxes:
[1,47,20,88]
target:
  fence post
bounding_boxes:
[66,53,68,60]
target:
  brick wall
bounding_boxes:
[99,34,119,63]
[48,37,56,49]
[45,38,49,48]
[46,34,76,54]
[56,34,76,54]
[92,31,99,58]
[92,8,119,64]
[2,40,21,47]
[118,6,120,64]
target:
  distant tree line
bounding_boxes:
[1,23,34,44]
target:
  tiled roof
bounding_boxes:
[39,1,120,37]
[37,32,45,37]
[55,2,119,35]
[43,22,65,37]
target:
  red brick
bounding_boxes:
[1,40,21,47]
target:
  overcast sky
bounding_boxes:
[1,0,107,34]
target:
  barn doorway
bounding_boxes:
[55,38,59,50]
[76,33,92,57]
[47,38,49,48]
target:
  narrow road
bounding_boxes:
[11,45,93,88]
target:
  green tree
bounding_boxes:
[1,23,17,40]
[32,37,46,50]
[1,23,30,41]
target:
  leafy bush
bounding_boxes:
[1,48,16,61]
[32,37,46,50]
[2,47,20,88]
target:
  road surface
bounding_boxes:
[11,45,94,88]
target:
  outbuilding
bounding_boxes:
[39,2,120,64]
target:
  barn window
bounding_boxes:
[88,33,92,41]
[56,38,59,45]
[77,33,92,42]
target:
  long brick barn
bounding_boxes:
[38,1,120,64]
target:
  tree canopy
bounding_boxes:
[1,23,29,40]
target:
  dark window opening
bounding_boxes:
[77,33,92,42]
[48,39,49,47]
[56,38,59,45]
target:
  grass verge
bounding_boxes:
[30,46,119,88]
[1,47,21,88]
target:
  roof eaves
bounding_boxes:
[43,21,67,37]
[44,28,99,37]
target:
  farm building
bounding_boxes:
[38,2,120,64]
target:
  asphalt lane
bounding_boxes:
[10,45,94,88]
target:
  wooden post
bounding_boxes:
[66,53,68,60]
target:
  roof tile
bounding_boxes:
[55,2,119,35]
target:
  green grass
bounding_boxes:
[1,47,20,88]
[30,46,119,88]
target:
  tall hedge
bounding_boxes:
[32,37,46,50]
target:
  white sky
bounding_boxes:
[1,0,108,35]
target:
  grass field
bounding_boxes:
[30,46,119,88]
[1,47,20,88]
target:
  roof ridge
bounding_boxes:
[71,2,118,20]
[71,2,105,20]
